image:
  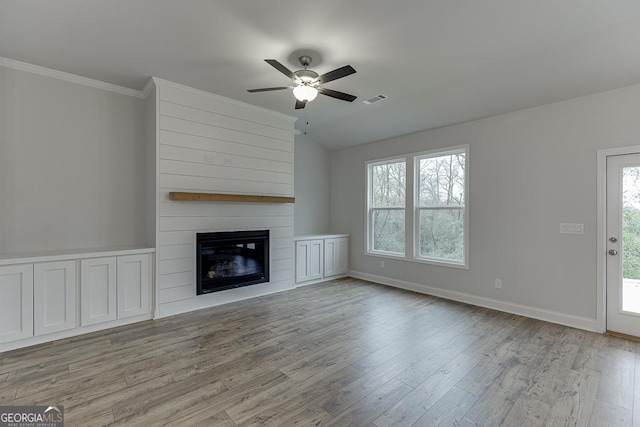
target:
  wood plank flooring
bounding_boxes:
[1,278,637,426]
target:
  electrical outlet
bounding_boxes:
[495,279,502,289]
[203,153,216,163]
[380,260,384,268]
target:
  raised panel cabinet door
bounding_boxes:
[308,240,324,281]
[324,238,337,277]
[295,241,311,283]
[81,257,117,326]
[336,238,349,275]
[0,265,34,343]
[117,254,150,319]
[34,260,77,336]
[295,240,324,283]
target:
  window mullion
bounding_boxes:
[406,155,415,260]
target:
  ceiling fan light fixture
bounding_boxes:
[293,85,318,102]
[248,57,357,109]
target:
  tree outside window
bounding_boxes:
[366,145,468,268]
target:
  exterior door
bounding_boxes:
[606,153,640,336]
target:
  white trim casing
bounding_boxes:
[350,270,597,332]
[413,145,469,269]
[365,145,469,269]
[365,157,408,257]
[596,145,640,333]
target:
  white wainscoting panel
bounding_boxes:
[154,80,296,318]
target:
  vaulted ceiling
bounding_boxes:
[2,1,640,149]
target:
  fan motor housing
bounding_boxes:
[294,69,319,84]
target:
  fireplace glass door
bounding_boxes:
[196,230,269,294]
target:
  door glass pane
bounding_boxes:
[622,166,640,313]
[372,209,405,254]
[418,208,464,262]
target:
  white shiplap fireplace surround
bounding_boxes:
[0,58,303,351]
[0,57,299,352]
[148,78,297,319]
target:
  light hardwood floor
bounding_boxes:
[0,278,636,426]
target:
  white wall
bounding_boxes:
[331,82,640,324]
[153,80,297,318]
[294,134,331,235]
[0,64,147,255]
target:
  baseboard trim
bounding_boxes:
[349,270,597,332]
[0,313,152,353]
[294,274,348,288]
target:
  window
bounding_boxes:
[416,149,466,264]
[366,145,468,268]
[368,159,406,256]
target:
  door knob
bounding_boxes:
[609,249,618,256]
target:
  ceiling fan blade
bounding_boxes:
[265,59,296,80]
[318,88,357,102]
[316,65,356,84]
[247,87,290,93]
[295,100,307,110]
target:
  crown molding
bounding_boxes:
[151,77,298,123]
[141,78,156,99]
[0,56,145,99]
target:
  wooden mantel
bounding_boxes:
[169,192,295,204]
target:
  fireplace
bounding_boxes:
[196,230,269,294]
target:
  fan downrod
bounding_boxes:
[294,56,318,83]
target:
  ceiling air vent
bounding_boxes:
[362,94,388,105]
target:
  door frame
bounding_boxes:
[597,145,640,333]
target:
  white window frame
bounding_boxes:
[413,146,469,269]
[365,145,469,269]
[366,157,407,258]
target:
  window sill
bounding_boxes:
[366,252,469,270]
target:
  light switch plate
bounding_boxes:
[560,223,584,234]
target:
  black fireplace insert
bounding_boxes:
[196,230,269,294]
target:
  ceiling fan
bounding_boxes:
[247,56,357,109]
